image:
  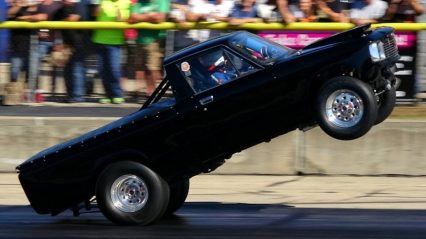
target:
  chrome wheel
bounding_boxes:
[110,174,149,213]
[325,90,364,128]
[316,76,377,140]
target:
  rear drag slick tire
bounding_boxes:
[96,161,170,225]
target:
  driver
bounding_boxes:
[204,53,237,85]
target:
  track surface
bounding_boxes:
[2,174,426,239]
[1,204,426,239]
[0,174,426,239]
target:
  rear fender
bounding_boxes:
[92,149,151,183]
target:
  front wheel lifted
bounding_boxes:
[96,161,170,225]
[316,76,378,140]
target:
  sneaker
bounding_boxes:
[99,98,111,104]
[112,97,125,104]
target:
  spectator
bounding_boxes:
[91,0,131,104]
[257,0,282,22]
[59,0,87,103]
[185,0,213,42]
[168,0,194,52]
[384,0,424,22]
[350,0,366,9]
[349,0,388,25]
[7,0,37,83]
[121,0,137,88]
[209,0,234,22]
[228,0,262,26]
[278,0,298,23]
[0,0,9,63]
[170,0,235,23]
[128,0,170,98]
[83,0,101,96]
[209,0,235,40]
[185,0,211,21]
[169,0,187,23]
[19,0,63,57]
[257,0,297,23]
[289,0,318,22]
[168,0,217,52]
[316,0,349,22]
[180,0,233,22]
[17,0,63,93]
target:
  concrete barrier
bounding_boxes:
[1,117,425,175]
[217,120,426,175]
[0,117,113,172]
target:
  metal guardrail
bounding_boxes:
[0,21,426,31]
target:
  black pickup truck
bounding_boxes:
[17,24,399,225]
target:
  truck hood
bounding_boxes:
[303,24,371,50]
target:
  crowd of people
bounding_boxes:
[0,0,424,104]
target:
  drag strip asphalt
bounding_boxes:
[1,203,426,239]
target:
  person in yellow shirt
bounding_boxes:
[92,0,131,104]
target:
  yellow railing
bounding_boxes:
[0,21,426,31]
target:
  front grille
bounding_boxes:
[382,34,399,59]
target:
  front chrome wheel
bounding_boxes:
[326,90,364,128]
[316,76,377,140]
[110,174,149,213]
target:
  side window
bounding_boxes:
[178,48,259,94]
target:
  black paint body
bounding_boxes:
[17,25,399,216]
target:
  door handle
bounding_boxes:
[199,95,214,106]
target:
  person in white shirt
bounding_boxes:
[350,0,388,25]
[185,0,234,41]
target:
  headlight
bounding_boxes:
[369,41,386,62]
